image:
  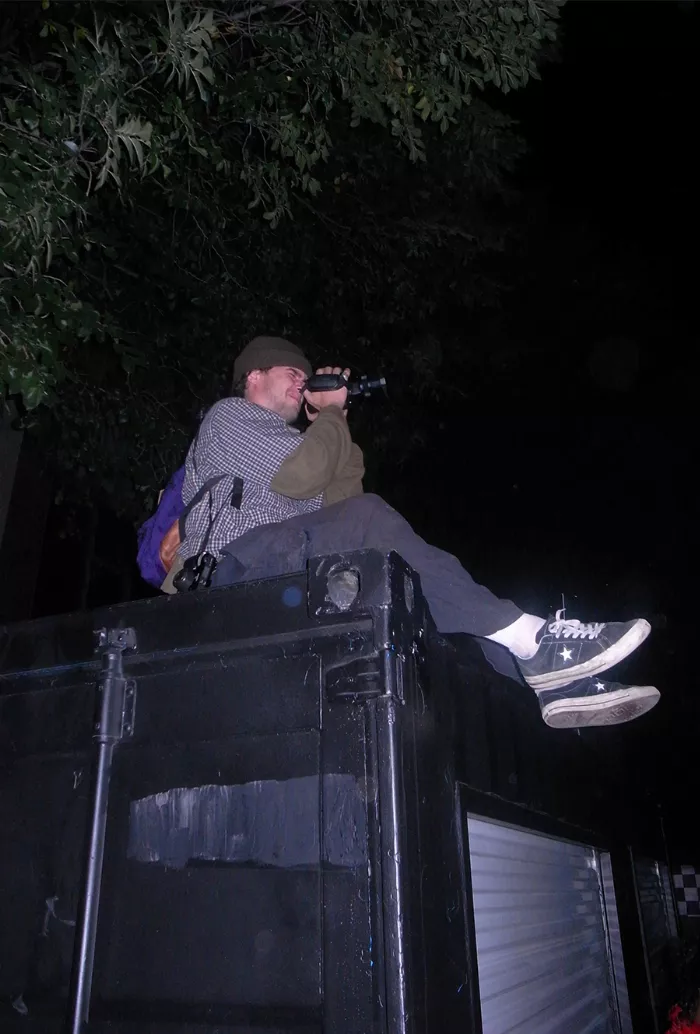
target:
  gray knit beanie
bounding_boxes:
[233,336,312,381]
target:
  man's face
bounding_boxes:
[246,366,307,423]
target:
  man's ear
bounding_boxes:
[245,369,264,395]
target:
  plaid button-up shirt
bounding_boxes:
[178,397,323,559]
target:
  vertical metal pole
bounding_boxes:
[67,645,131,1034]
[375,648,408,1034]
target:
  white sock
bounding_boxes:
[486,613,546,660]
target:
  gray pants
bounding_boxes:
[213,494,522,638]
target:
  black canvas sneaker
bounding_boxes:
[518,611,651,691]
[537,677,660,728]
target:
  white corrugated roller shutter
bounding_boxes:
[468,815,623,1034]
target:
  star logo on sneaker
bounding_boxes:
[594,681,606,691]
[519,613,651,693]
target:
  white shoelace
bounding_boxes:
[547,610,605,641]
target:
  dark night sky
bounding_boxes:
[465,0,693,613]
[394,3,693,608]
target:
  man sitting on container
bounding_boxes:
[176,335,660,730]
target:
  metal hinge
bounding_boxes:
[95,627,137,652]
[93,626,138,742]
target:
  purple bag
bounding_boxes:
[136,466,185,588]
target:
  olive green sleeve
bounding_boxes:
[270,405,352,499]
[323,443,365,506]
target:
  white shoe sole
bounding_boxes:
[525,618,651,691]
[541,684,660,729]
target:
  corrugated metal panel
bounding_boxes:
[600,852,634,1034]
[634,857,677,1024]
[659,862,679,939]
[635,858,677,957]
[467,815,619,1034]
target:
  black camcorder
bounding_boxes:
[305,373,386,398]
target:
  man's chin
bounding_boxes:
[282,400,302,423]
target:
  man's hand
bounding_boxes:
[159,519,181,573]
[303,366,350,420]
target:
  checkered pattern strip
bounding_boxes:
[178,398,322,559]
[673,865,700,918]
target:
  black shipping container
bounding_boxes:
[0,550,671,1034]
[0,551,471,1034]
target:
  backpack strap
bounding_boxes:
[175,475,244,594]
[178,475,245,546]
[178,474,227,541]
